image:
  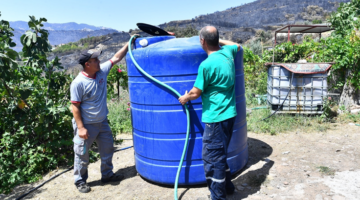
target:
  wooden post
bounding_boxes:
[288,26,291,42]
[274,33,277,46]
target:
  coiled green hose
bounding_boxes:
[128,36,190,200]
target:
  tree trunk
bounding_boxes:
[117,80,120,100]
[340,69,360,110]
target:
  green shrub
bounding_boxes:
[79,35,107,45]
[255,30,272,42]
[107,98,132,136]
[164,25,198,38]
[312,19,323,24]
[106,64,132,138]
[245,40,263,57]
[243,47,267,94]
[107,64,128,99]
[53,35,108,54]
[52,42,84,54]
[0,15,74,193]
[321,97,338,121]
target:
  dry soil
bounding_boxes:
[2,124,360,200]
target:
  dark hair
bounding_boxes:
[200,26,219,47]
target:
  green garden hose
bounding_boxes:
[128,36,190,200]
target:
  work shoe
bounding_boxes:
[226,187,235,195]
[76,183,91,193]
[101,173,124,183]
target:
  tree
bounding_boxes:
[0,13,73,193]
[328,0,360,109]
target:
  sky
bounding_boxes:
[1,0,254,31]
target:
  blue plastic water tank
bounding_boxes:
[125,36,248,185]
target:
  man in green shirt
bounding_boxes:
[178,26,240,200]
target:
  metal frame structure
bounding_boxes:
[274,25,334,45]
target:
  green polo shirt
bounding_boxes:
[194,45,238,123]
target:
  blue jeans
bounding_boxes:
[72,118,115,186]
[202,117,236,200]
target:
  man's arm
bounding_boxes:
[72,103,89,139]
[219,39,241,51]
[178,87,202,105]
[110,35,139,65]
[110,43,129,65]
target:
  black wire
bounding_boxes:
[16,146,134,200]
[15,167,73,200]
[261,72,294,121]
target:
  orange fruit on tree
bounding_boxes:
[18,100,26,109]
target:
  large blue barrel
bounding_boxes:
[125,36,248,185]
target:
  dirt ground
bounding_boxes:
[2,124,360,200]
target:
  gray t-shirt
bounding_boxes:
[70,60,113,124]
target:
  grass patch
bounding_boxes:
[247,109,331,134]
[317,166,335,176]
[337,112,360,123]
[243,88,334,134]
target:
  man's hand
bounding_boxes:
[178,87,202,105]
[72,102,88,139]
[219,39,241,51]
[178,90,190,105]
[167,31,175,36]
[131,34,140,43]
[78,127,89,140]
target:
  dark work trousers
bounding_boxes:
[202,116,236,200]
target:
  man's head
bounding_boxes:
[199,26,219,50]
[78,49,102,73]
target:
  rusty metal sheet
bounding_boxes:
[265,63,332,74]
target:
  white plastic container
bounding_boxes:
[267,65,328,112]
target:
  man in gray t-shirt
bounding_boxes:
[70,37,137,193]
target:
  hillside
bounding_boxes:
[48,32,131,71]
[159,0,350,42]
[50,0,351,70]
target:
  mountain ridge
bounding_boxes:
[10,21,119,51]
[10,21,116,31]
[158,0,350,42]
